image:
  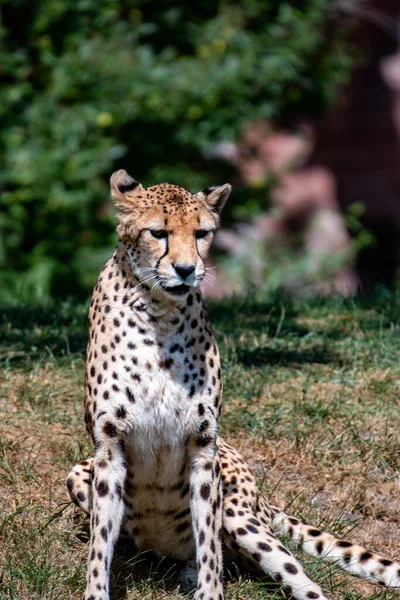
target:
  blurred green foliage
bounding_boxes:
[0,0,353,299]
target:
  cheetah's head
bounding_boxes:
[110,170,231,298]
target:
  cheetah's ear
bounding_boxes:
[110,170,144,210]
[200,184,231,216]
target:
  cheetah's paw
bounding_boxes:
[180,558,197,593]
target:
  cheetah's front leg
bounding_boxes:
[189,437,224,600]
[84,426,127,600]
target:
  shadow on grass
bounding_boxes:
[110,542,284,599]
[207,291,311,339]
[78,536,282,600]
[0,302,88,365]
[111,541,181,598]
[72,517,181,597]
[3,286,399,368]
[72,517,281,599]
[237,345,339,368]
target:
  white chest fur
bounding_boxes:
[86,265,221,467]
[114,327,201,459]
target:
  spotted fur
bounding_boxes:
[67,171,400,600]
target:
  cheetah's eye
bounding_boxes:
[195,230,211,240]
[150,230,168,239]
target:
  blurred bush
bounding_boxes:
[0,0,353,299]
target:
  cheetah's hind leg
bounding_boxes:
[223,493,328,600]
[66,458,94,514]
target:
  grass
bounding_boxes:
[0,288,399,599]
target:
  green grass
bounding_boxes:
[0,289,399,599]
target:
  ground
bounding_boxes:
[0,289,399,600]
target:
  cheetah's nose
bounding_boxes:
[174,264,196,280]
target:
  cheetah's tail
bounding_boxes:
[267,500,400,589]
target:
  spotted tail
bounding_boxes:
[271,507,400,589]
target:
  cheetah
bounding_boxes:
[67,169,400,600]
